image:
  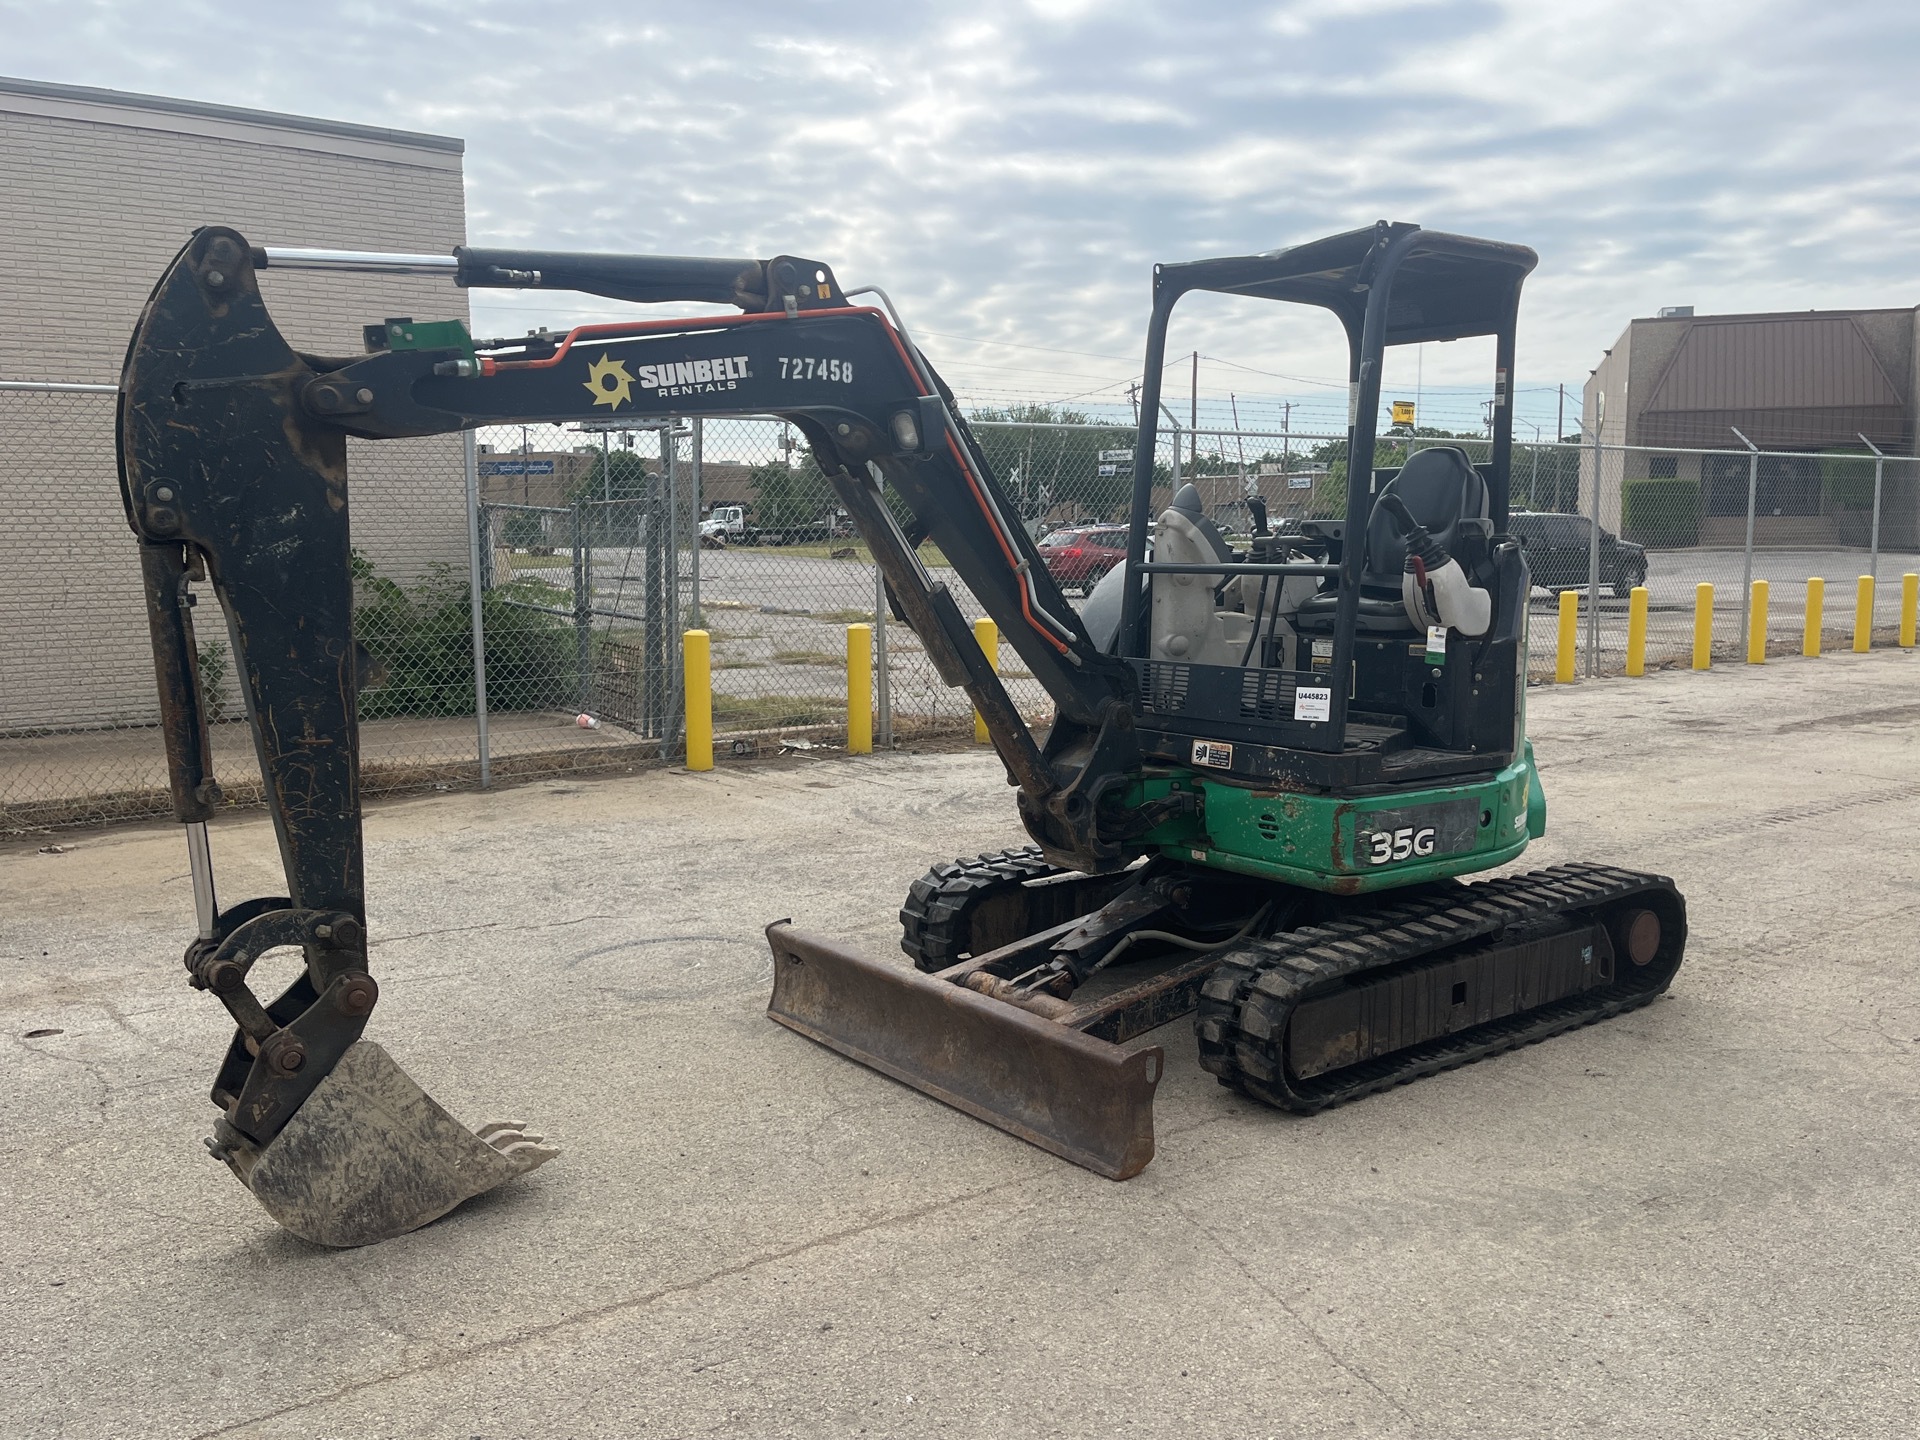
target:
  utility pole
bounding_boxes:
[1282,401,1293,486]
[1556,383,1567,509]
[1189,351,1199,475]
[1126,381,1140,425]
[1229,393,1249,496]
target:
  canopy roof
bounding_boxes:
[1156,222,1537,347]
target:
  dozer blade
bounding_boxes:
[213,1042,559,1248]
[766,923,1163,1179]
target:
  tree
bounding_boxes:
[748,452,833,530]
[967,404,1138,521]
[567,446,653,545]
[568,446,651,505]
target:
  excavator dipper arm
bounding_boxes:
[239,230,1151,863]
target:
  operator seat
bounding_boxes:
[1295,446,1491,634]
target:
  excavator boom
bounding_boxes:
[119,227,1179,1238]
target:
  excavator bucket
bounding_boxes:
[213,1042,558,1248]
[765,924,1164,1179]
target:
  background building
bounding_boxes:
[0,75,470,733]
[1583,306,1919,546]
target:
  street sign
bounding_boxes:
[1390,401,1416,426]
[1097,449,1133,463]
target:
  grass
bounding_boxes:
[814,609,877,626]
[712,693,845,728]
[729,541,953,568]
[772,649,844,667]
[714,658,767,670]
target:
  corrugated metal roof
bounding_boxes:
[1641,315,1903,413]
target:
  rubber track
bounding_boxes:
[898,846,1068,972]
[1195,863,1686,1112]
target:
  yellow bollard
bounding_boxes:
[1903,573,1918,648]
[682,629,713,771]
[1803,578,1824,658]
[973,617,998,743]
[1625,586,1649,676]
[1747,580,1768,664]
[1854,575,1874,653]
[1554,590,1578,683]
[1692,583,1714,669]
[846,623,872,755]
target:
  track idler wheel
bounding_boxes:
[899,846,1137,972]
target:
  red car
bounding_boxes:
[1037,524,1127,594]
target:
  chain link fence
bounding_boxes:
[2,380,491,833]
[6,383,1915,835]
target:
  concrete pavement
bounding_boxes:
[3,648,1918,1438]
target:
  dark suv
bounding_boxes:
[1037,524,1128,594]
[1507,511,1647,596]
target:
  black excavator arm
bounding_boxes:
[124,228,1157,873]
[117,226,1169,1240]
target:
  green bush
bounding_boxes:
[499,510,548,548]
[1821,452,1876,510]
[352,552,578,719]
[1620,476,1700,546]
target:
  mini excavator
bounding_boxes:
[120,221,1685,1245]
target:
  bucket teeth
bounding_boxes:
[476,1124,560,1164]
[221,1041,556,1247]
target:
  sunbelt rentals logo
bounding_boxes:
[584,352,751,409]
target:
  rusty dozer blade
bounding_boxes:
[210,1041,559,1248]
[765,923,1163,1179]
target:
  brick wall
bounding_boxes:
[0,82,470,732]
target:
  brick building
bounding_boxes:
[1583,307,1920,546]
[0,75,471,733]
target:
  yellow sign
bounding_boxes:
[1390,400,1416,426]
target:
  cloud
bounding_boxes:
[5,0,1916,432]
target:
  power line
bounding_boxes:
[914,330,1138,364]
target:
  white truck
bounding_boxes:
[700,503,851,547]
[700,504,749,544]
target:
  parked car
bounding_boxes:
[1037,524,1128,594]
[1507,511,1648,596]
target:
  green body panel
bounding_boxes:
[376,318,477,361]
[1134,746,1546,896]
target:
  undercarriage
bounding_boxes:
[770,850,1684,1177]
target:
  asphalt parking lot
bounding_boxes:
[3,649,1918,1438]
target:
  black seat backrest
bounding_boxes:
[1362,446,1490,589]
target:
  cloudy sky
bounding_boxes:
[5,0,1916,435]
